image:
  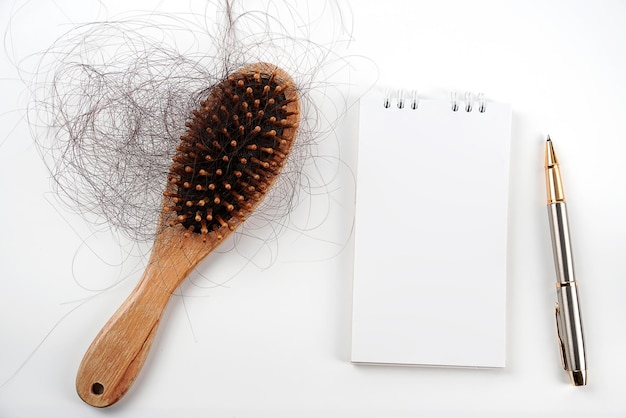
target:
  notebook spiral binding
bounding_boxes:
[383,89,487,113]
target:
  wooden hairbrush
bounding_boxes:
[75,62,300,407]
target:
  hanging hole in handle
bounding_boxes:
[91,382,105,395]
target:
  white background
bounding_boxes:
[1,0,626,416]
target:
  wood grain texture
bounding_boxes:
[75,226,224,407]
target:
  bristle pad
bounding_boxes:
[166,64,299,238]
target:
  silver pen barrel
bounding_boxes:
[548,202,587,385]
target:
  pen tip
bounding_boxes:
[545,136,558,167]
[547,135,551,142]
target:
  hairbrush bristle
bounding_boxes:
[164,63,300,240]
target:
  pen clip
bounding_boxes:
[554,302,568,370]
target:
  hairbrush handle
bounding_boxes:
[76,231,219,407]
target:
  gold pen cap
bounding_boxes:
[545,137,565,204]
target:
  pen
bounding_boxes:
[544,136,587,386]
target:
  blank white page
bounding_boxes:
[351,92,512,368]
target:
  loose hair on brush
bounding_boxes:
[22,0,354,244]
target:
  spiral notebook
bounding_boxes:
[351,90,512,368]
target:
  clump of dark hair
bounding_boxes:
[22,0,354,243]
